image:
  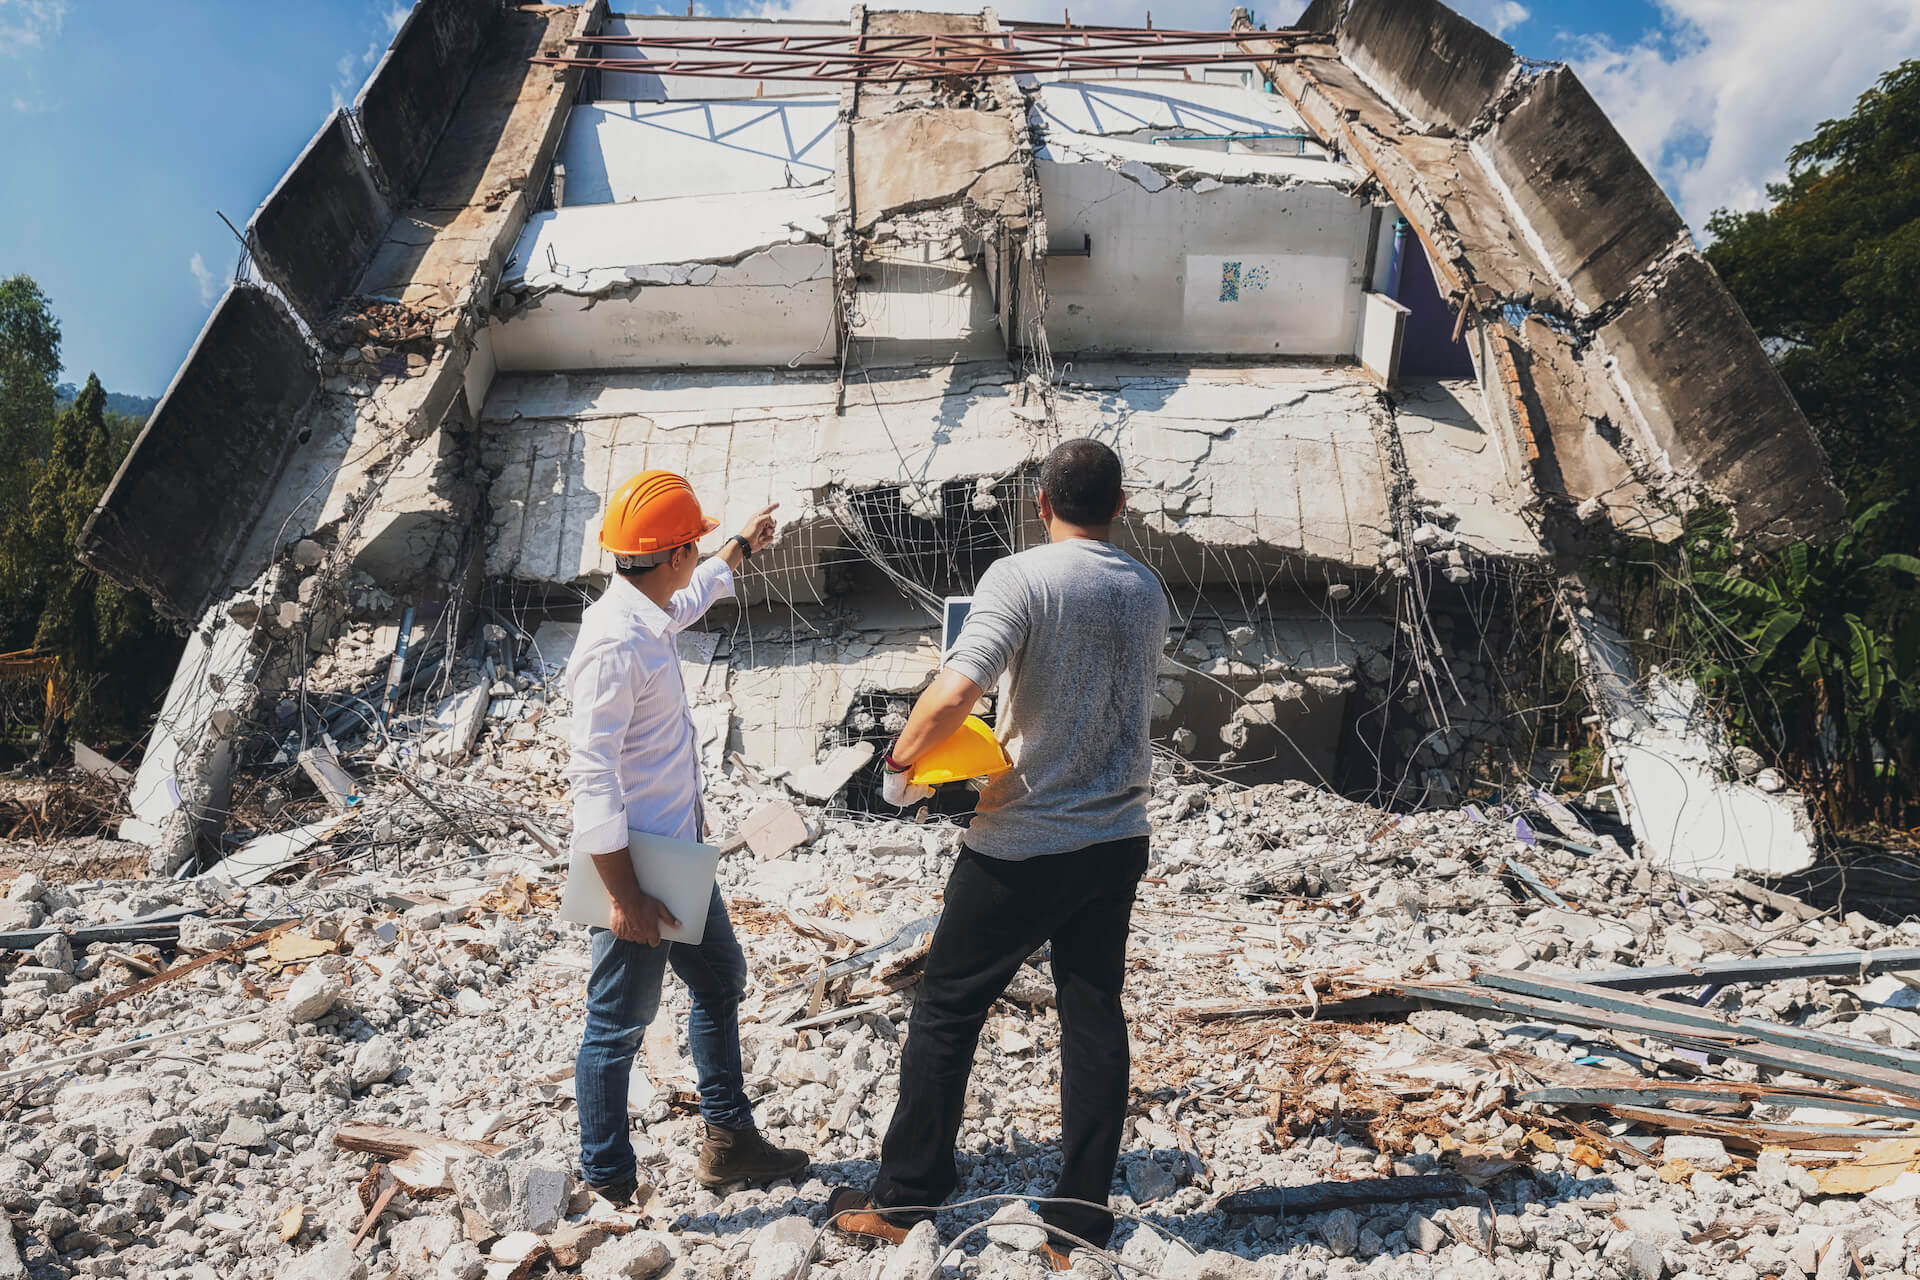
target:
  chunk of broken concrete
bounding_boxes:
[879,1220,943,1280]
[547,1220,611,1268]
[287,1239,367,1280]
[351,1035,402,1088]
[737,801,815,861]
[512,1163,572,1234]
[582,1230,673,1280]
[283,965,346,1023]
[219,1115,268,1150]
[784,742,877,802]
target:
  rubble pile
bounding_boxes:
[321,300,443,384]
[5,633,1920,1280]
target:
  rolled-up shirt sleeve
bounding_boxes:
[565,640,641,857]
[664,557,735,633]
[943,560,1027,691]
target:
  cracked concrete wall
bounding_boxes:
[78,286,322,624]
[1237,1,1848,546]
[247,113,393,329]
[1037,162,1373,357]
[471,361,1453,606]
[103,3,605,864]
[493,240,836,370]
[852,107,1026,230]
[1479,68,1687,313]
[355,0,502,199]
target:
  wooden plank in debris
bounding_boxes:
[1711,878,1824,923]
[333,1122,507,1163]
[1568,947,1920,994]
[1397,981,1920,1105]
[1179,993,1417,1023]
[64,923,295,1025]
[1602,1105,1904,1151]
[1219,1175,1483,1217]
[764,914,939,1001]
[1475,968,1920,1078]
[787,998,892,1032]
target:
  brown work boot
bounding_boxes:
[696,1122,809,1188]
[826,1187,914,1246]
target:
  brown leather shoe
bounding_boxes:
[826,1186,914,1246]
[696,1122,809,1188]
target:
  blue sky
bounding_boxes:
[2,0,1917,397]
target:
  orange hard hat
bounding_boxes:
[599,470,719,556]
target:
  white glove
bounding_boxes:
[881,764,934,808]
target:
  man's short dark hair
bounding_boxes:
[1038,438,1123,527]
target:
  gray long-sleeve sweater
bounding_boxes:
[942,538,1169,860]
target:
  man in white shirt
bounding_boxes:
[567,469,807,1203]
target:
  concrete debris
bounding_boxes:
[783,742,877,804]
[7,745,1920,1280]
[282,963,347,1023]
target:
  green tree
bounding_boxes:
[1705,59,1920,556]
[0,275,62,502]
[0,375,164,757]
[1684,505,1920,825]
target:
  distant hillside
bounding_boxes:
[55,382,160,423]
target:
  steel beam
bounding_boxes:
[1569,948,1920,994]
[1394,981,1920,1103]
[1475,968,1920,1078]
[533,49,1298,81]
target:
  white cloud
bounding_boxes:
[332,3,414,108]
[0,0,66,57]
[1573,0,1920,233]
[1451,0,1529,37]
[189,253,219,307]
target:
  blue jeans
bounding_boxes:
[574,885,755,1185]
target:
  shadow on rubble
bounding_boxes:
[673,1144,1621,1265]
[1764,839,1920,924]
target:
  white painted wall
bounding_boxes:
[559,99,836,204]
[849,257,1004,366]
[1037,161,1372,356]
[1354,291,1407,386]
[491,242,836,371]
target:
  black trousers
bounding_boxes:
[868,835,1150,1247]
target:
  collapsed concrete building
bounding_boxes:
[79,0,1845,881]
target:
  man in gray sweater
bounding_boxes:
[830,439,1169,1267]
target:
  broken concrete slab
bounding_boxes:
[433,684,490,762]
[735,802,815,861]
[784,742,877,803]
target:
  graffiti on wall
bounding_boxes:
[1218,260,1272,303]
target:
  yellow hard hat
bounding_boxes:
[910,715,1013,787]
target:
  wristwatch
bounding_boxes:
[726,534,753,561]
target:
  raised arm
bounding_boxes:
[663,504,779,631]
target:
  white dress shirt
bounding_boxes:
[565,558,734,855]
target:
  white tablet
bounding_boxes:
[556,829,721,945]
